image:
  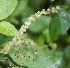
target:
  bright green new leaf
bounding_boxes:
[0,0,17,20]
[49,11,70,40]
[0,21,18,36]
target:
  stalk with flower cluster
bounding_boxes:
[0,6,60,54]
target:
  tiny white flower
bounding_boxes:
[47,8,51,12]
[56,6,60,10]
[51,0,54,1]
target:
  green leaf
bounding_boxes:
[67,62,70,68]
[29,0,47,10]
[0,53,5,60]
[33,35,45,45]
[8,41,62,68]
[29,16,51,33]
[21,7,35,18]
[43,29,51,42]
[0,35,13,45]
[0,21,18,36]
[12,0,28,17]
[49,11,70,40]
[0,0,17,20]
[65,45,70,61]
[66,12,70,27]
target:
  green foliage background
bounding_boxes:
[0,0,70,68]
